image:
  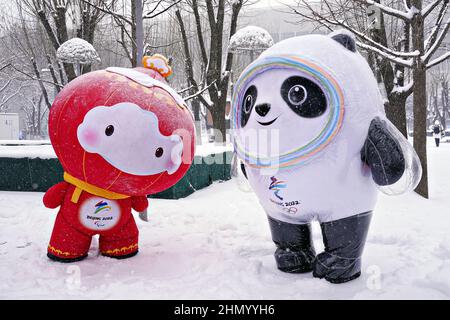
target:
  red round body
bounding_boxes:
[49,67,195,196]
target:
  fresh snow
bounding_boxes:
[0,139,449,299]
[57,38,101,65]
[229,26,274,53]
[0,144,55,159]
[0,140,50,146]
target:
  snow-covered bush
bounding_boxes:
[229,26,274,54]
[56,38,101,65]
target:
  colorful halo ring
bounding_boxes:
[231,55,345,170]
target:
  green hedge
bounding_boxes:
[0,151,232,199]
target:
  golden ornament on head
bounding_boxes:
[142,54,173,78]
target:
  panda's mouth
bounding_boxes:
[257,116,279,126]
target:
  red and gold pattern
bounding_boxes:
[102,244,138,256]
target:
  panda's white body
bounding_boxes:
[246,147,378,224]
[233,34,386,224]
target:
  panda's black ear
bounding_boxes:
[331,31,357,52]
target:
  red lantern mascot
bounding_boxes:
[44,54,195,262]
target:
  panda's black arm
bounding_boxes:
[360,117,406,186]
[240,162,248,179]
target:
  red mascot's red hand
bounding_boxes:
[131,196,149,212]
[45,54,195,262]
[43,182,69,209]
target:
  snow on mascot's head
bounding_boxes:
[231,30,422,283]
[49,54,195,197]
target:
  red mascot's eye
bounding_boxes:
[105,125,114,136]
[155,147,164,158]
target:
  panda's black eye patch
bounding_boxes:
[281,76,327,118]
[241,85,257,127]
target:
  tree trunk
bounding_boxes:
[369,2,409,137]
[54,4,77,81]
[131,0,138,67]
[211,105,227,145]
[413,64,428,198]
[192,99,203,145]
[441,80,449,130]
[411,0,429,198]
[135,0,144,67]
[385,93,408,137]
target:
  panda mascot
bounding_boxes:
[231,31,422,283]
[44,54,195,262]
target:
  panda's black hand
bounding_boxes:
[361,117,405,186]
[240,162,248,179]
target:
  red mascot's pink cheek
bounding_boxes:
[80,128,99,147]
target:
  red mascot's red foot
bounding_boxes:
[44,54,195,262]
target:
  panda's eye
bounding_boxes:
[288,85,307,106]
[244,95,254,113]
[241,85,257,127]
[105,125,114,136]
[243,85,257,113]
[281,76,327,118]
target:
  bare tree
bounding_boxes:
[428,60,450,129]
[82,0,181,67]
[21,0,113,81]
[0,3,60,137]
[175,0,247,143]
[19,90,51,138]
[0,79,23,112]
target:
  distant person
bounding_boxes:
[18,130,24,140]
[432,120,444,147]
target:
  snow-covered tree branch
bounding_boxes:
[354,0,414,20]
[427,51,450,68]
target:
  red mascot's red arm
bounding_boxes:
[131,196,149,212]
[43,182,69,209]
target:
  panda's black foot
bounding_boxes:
[313,212,372,284]
[275,247,315,273]
[312,251,361,283]
[268,216,316,274]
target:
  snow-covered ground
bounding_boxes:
[0,139,449,300]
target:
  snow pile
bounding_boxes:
[0,144,56,159]
[57,38,101,65]
[0,139,449,299]
[229,26,274,53]
[0,140,50,146]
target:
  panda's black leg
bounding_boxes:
[268,216,316,273]
[313,212,372,284]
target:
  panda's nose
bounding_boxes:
[255,103,271,117]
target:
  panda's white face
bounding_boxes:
[239,68,331,157]
[232,32,386,169]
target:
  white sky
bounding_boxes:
[252,0,297,7]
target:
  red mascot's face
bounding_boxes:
[48,66,195,196]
